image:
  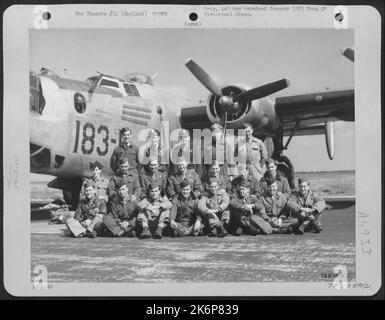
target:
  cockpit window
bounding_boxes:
[99,79,119,88]
[123,83,141,97]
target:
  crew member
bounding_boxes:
[81,160,109,201]
[108,157,141,201]
[237,123,268,180]
[102,180,137,237]
[201,124,238,181]
[167,157,203,199]
[66,181,107,238]
[201,160,231,195]
[110,127,140,174]
[198,178,230,237]
[140,157,168,198]
[169,129,203,177]
[259,158,291,196]
[228,180,264,236]
[166,179,203,237]
[136,183,172,239]
[259,178,298,234]
[141,129,169,174]
[231,164,263,197]
[287,178,326,234]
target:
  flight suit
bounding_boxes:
[167,193,202,236]
[110,143,140,174]
[140,170,168,199]
[136,196,172,236]
[80,176,109,201]
[259,172,291,197]
[167,169,204,199]
[287,190,326,232]
[201,175,231,196]
[238,136,268,180]
[103,194,137,237]
[228,194,265,235]
[259,192,299,233]
[231,174,263,197]
[107,169,141,201]
[198,190,230,234]
[66,195,107,237]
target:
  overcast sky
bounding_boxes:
[30,28,354,173]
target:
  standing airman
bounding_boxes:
[110,127,140,174]
[259,158,291,196]
[81,161,109,202]
[237,123,268,181]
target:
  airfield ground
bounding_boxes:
[30,171,355,283]
[31,204,355,283]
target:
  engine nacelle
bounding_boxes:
[205,85,281,135]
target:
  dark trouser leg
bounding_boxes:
[102,215,124,237]
[280,217,299,233]
[250,215,274,234]
[228,209,242,234]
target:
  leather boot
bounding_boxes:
[154,227,163,239]
[139,227,151,239]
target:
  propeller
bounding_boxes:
[185,58,290,130]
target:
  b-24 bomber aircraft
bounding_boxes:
[30,52,354,206]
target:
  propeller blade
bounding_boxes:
[235,79,290,102]
[185,59,223,96]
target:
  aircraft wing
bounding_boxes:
[276,89,354,132]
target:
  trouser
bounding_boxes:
[166,220,203,237]
[137,210,170,232]
[66,216,103,237]
[206,210,230,229]
[228,209,242,233]
[298,212,321,231]
[102,215,136,236]
[250,215,274,234]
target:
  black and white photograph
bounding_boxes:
[2,4,381,297]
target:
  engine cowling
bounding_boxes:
[205,84,280,135]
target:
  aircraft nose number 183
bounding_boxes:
[72,120,111,156]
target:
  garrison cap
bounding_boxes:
[208,177,220,185]
[89,160,103,170]
[115,179,127,189]
[180,179,191,189]
[210,123,223,132]
[147,182,160,191]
